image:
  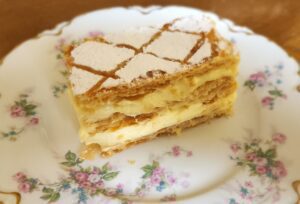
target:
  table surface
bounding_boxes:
[0,0,299,61]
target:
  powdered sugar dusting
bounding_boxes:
[145,31,199,60]
[170,16,214,33]
[71,41,135,72]
[117,53,181,83]
[189,40,212,64]
[67,15,232,94]
[105,27,159,48]
[102,78,125,88]
[69,67,102,95]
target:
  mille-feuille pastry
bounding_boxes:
[63,16,239,157]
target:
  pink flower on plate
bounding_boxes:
[106,189,116,196]
[245,152,256,161]
[10,106,25,117]
[75,172,88,182]
[18,182,31,193]
[92,167,101,174]
[88,174,101,183]
[247,195,254,201]
[13,172,27,182]
[116,183,124,190]
[55,38,66,50]
[150,175,161,185]
[186,151,193,157]
[95,181,104,189]
[261,96,273,107]
[88,31,104,38]
[180,180,190,188]
[249,71,266,83]
[254,157,268,166]
[106,163,113,171]
[29,117,39,125]
[256,165,267,175]
[272,161,287,179]
[172,146,180,157]
[230,143,241,153]
[245,181,253,188]
[80,181,92,189]
[167,175,177,185]
[272,133,287,144]
[153,167,164,176]
[137,190,145,197]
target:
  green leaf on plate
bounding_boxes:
[40,194,52,200]
[103,172,119,181]
[142,165,153,173]
[42,187,54,194]
[19,99,27,106]
[142,171,152,179]
[25,104,36,110]
[65,151,76,161]
[152,160,159,168]
[61,161,75,167]
[265,148,276,158]
[268,89,283,96]
[101,162,110,174]
[49,192,60,202]
[237,161,244,166]
[244,80,256,90]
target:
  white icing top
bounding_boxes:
[170,16,214,33]
[145,31,199,60]
[189,40,212,64]
[71,41,135,72]
[117,53,181,83]
[69,67,102,95]
[102,54,181,87]
[102,78,124,88]
[105,27,158,48]
[68,15,231,95]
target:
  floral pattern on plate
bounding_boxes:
[1,91,39,141]
[13,151,122,203]
[13,146,192,203]
[227,132,287,203]
[244,63,287,109]
[52,70,68,98]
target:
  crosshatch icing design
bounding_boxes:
[64,16,231,95]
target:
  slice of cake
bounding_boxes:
[63,16,239,158]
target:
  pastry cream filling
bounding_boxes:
[81,93,236,149]
[83,66,236,122]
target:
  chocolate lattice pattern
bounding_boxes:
[67,17,221,94]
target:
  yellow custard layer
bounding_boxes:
[80,66,237,123]
[81,93,236,149]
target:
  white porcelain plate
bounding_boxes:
[0,6,300,204]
